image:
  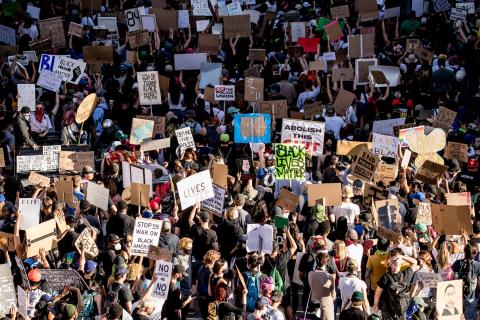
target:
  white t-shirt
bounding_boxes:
[339,276,367,309]
[346,243,364,272]
[332,202,360,228]
[168,92,184,110]
[324,115,346,139]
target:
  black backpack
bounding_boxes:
[456,259,476,297]
[383,272,410,316]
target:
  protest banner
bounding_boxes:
[75,93,97,124]
[446,192,471,206]
[350,147,379,181]
[39,269,88,292]
[174,53,207,70]
[18,198,41,230]
[124,8,142,31]
[307,183,342,206]
[281,119,325,156]
[223,15,251,38]
[130,118,154,145]
[74,228,99,258]
[416,202,432,225]
[0,25,16,45]
[59,151,94,172]
[234,114,271,143]
[214,85,235,101]
[198,34,221,55]
[0,264,16,317]
[25,219,56,257]
[373,163,397,183]
[131,182,150,207]
[415,160,448,185]
[137,115,166,137]
[450,7,467,21]
[147,245,173,261]
[177,170,215,209]
[259,100,288,119]
[140,138,171,152]
[202,184,226,217]
[436,280,463,317]
[17,84,35,111]
[236,159,255,180]
[175,127,196,150]
[152,260,172,299]
[374,199,401,230]
[137,71,162,105]
[372,133,399,158]
[372,118,405,136]
[199,63,222,89]
[431,203,472,234]
[275,144,306,180]
[355,58,378,85]
[336,141,372,156]
[39,17,66,47]
[348,34,375,58]
[244,77,264,102]
[405,128,446,167]
[28,172,50,186]
[445,141,468,162]
[277,189,299,212]
[86,181,109,211]
[37,69,63,92]
[132,218,163,256]
[432,106,457,133]
[247,224,274,254]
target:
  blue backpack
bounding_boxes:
[244,272,260,312]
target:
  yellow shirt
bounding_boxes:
[367,253,388,290]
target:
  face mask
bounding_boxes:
[24,114,30,120]
[114,243,122,251]
[184,248,192,255]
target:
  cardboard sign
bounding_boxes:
[249,49,266,62]
[332,68,354,82]
[405,128,446,167]
[308,60,326,72]
[223,15,251,38]
[307,183,342,206]
[372,118,405,136]
[236,159,255,180]
[212,163,228,189]
[140,138,170,151]
[445,142,468,162]
[446,192,471,206]
[244,77,264,102]
[350,147,379,181]
[147,245,172,261]
[415,160,448,185]
[175,127,196,150]
[234,113,271,143]
[374,199,401,230]
[131,182,150,207]
[17,84,36,111]
[377,226,401,242]
[130,118,154,145]
[432,203,472,235]
[202,184,226,217]
[198,34,221,55]
[330,5,350,18]
[174,53,207,70]
[59,151,94,172]
[18,198,41,230]
[37,69,63,92]
[152,260,172,299]
[68,22,83,37]
[416,272,442,288]
[128,31,149,48]
[415,47,434,63]
[336,141,372,156]
[86,182,109,211]
[304,102,323,119]
[137,71,162,105]
[83,46,114,64]
[432,107,456,134]
[25,219,56,257]
[281,119,325,156]
[214,85,235,101]
[275,144,305,180]
[28,172,50,186]
[56,180,74,205]
[258,100,287,119]
[131,218,163,256]
[0,264,16,317]
[363,183,387,208]
[277,189,299,212]
[333,89,355,116]
[355,58,378,85]
[358,0,379,20]
[297,38,320,53]
[373,163,398,183]
[39,17,66,47]
[177,170,214,209]
[416,202,432,225]
[348,34,375,58]
[75,93,97,124]
[450,7,467,21]
[75,228,99,258]
[323,20,343,41]
[372,133,399,158]
[247,224,274,254]
[369,65,400,87]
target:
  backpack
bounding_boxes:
[104,284,122,310]
[244,271,260,312]
[270,268,284,293]
[207,302,235,320]
[78,291,96,320]
[456,259,476,297]
[383,272,410,316]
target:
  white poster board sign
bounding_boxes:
[17,84,36,111]
[132,218,163,257]
[18,198,41,230]
[124,8,142,31]
[247,224,274,254]
[174,53,207,70]
[202,184,226,217]
[37,69,63,92]
[137,71,162,105]
[177,170,215,209]
[175,127,196,150]
[281,119,325,156]
[86,181,109,211]
[152,260,172,299]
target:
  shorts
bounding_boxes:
[281,286,293,308]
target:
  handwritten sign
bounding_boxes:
[275,144,306,180]
[74,228,99,257]
[152,260,172,299]
[445,141,468,163]
[281,119,325,156]
[350,147,379,181]
[415,160,448,185]
[416,202,432,225]
[175,127,196,150]
[0,264,16,317]
[432,106,457,133]
[202,184,226,217]
[130,118,154,145]
[59,151,94,172]
[177,170,215,209]
[137,71,162,105]
[372,133,399,158]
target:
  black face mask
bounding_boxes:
[184,248,192,255]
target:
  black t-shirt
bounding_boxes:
[162,283,182,320]
[109,282,134,311]
[216,220,244,259]
[264,251,292,289]
[188,225,218,260]
[99,249,117,279]
[106,213,135,238]
[339,307,368,320]
[377,268,414,314]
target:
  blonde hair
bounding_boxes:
[204,249,221,265]
[418,250,433,271]
[334,240,346,259]
[179,237,193,250]
[438,242,452,270]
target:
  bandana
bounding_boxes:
[35,107,45,123]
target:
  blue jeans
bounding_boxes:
[464,298,478,320]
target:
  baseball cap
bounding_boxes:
[107,234,121,242]
[82,166,95,174]
[351,291,364,302]
[115,267,128,276]
[227,106,240,114]
[85,260,97,273]
[62,304,77,319]
[28,268,42,282]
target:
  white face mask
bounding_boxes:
[114,243,122,251]
[24,114,31,120]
